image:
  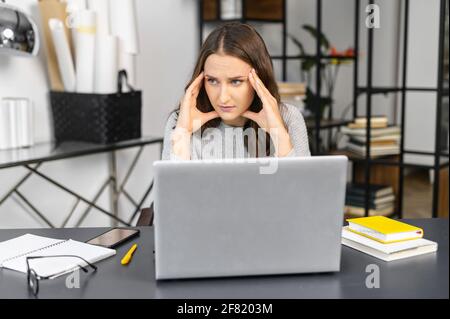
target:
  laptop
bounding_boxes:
[153,156,348,280]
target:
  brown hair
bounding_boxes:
[175,22,280,156]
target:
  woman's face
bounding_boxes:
[204,53,255,126]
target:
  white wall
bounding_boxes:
[0,0,198,228]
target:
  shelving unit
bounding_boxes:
[348,0,449,218]
[198,0,449,219]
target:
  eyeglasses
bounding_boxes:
[26,255,97,296]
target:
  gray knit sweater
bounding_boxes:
[162,103,311,160]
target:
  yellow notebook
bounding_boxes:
[346,216,424,244]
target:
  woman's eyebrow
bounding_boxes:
[204,75,247,80]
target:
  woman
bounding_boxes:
[162,22,310,160]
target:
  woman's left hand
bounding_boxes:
[242,68,293,156]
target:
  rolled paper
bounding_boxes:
[65,0,87,13]
[118,39,136,90]
[49,19,76,92]
[37,0,72,91]
[75,10,96,93]
[94,35,118,94]
[64,0,87,51]
[87,0,110,35]
[110,0,140,54]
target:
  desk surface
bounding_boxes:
[0,136,163,169]
[0,218,448,299]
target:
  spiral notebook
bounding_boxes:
[0,234,116,278]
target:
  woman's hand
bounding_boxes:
[172,72,219,160]
[176,72,219,134]
[242,69,293,157]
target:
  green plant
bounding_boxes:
[288,24,355,119]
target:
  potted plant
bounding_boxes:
[288,25,355,120]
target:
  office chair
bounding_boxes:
[136,203,154,226]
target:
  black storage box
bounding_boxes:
[49,71,141,144]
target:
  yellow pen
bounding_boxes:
[121,243,138,265]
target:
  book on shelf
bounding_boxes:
[346,203,395,213]
[341,126,401,137]
[350,134,401,143]
[341,226,438,262]
[277,82,306,97]
[346,142,400,157]
[345,204,395,217]
[349,137,398,147]
[343,151,400,159]
[346,194,395,209]
[346,116,389,129]
[347,216,424,243]
[354,116,388,125]
[347,139,400,149]
[346,183,394,198]
[347,122,388,129]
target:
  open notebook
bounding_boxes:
[0,234,116,278]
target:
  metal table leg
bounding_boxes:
[0,140,163,228]
[109,151,119,227]
[25,165,131,226]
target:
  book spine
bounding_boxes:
[346,186,394,198]
[346,190,393,198]
[345,201,379,209]
[345,202,394,211]
[346,193,395,202]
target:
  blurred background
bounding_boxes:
[0,0,448,228]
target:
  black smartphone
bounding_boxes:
[86,228,140,248]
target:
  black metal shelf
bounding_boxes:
[198,0,448,219]
[306,119,352,130]
[331,150,449,170]
[403,149,450,158]
[353,0,448,219]
[357,86,449,95]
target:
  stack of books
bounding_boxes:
[345,183,395,217]
[277,82,307,115]
[341,116,401,158]
[277,82,306,97]
[342,216,438,261]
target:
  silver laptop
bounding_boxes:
[153,156,348,280]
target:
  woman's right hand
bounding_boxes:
[171,72,219,160]
[176,72,219,134]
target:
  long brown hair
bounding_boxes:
[175,22,280,156]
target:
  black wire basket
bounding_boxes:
[50,70,141,144]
